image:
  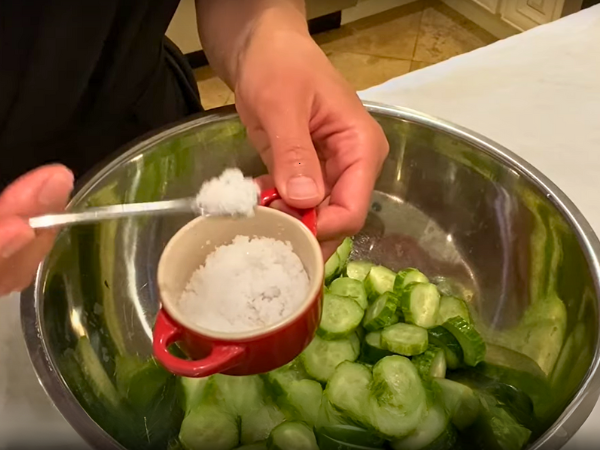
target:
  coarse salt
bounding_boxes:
[196,168,260,216]
[178,235,310,333]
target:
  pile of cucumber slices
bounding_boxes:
[176,238,545,450]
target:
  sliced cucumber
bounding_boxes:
[318,293,365,339]
[180,376,209,414]
[336,237,353,270]
[390,404,455,450]
[236,443,268,450]
[394,268,429,295]
[365,265,397,302]
[240,401,286,445]
[213,375,266,415]
[326,361,372,420]
[442,316,486,367]
[267,421,319,450]
[179,404,239,450]
[369,356,428,438]
[401,282,441,329]
[466,393,532,450]
[317,424,385,449]
[437,296,471,325]
[427,327,463,370]
[280,379,323,427]
[346,261,375,282]
[363,292,399,332]
[381,323,429,356]
[316,433,385,450]
[325,252,342,285]
[264,359,310,397]
[301,333,360,382]
[447,370,536,431]
[434,378,479,431]
[412,345,447,380]
[329,277,369,310]
[361,331,392,364]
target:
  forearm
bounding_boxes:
[195,0,308,88]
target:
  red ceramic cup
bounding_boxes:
[153,188,323,378]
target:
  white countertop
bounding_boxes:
[2,4,600,448]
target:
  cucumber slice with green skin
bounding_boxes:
[369,356,428,438]
[279,379,323,427]
[363,292,399,332]
[434,378,480,431]
[437,296,471,325]
[318,293,365,339]
[390,404,456,450]
[326,357,428,439]
[427,327,463,370]
[325,362,372,426]
[180,376,210,414]
[267,421,319,450]
[336,238,353,270]
[401,282,441,329]
[447,370,536,431]
[442,316,486,366]
[241,402,286,445]
[179,404,239,450]
[301,333,360,382]
[329,277,369,310]
[315,398,386,448]
[465,393,532,450]
[236,443,268,450]
[381,323,429,356]
[263,359,310,397]
[316,433,386,450]
[317,425,386,448]
[412,345,447,380]
[394,268,429,295]
[476,344,552,419]
[365,266,397,302]
[346,261,375,282]
[361,331,393,364]
[325,252,342,285]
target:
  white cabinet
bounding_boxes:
[473,0,501,14]
[501,0,567,30]
[447,0,583,36]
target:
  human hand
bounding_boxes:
[0,165,74,296]
[234,21,389,259]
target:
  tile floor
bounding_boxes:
[194,0,497,110]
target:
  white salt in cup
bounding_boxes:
[153,188,323,377]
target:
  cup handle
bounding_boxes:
[153,310,244,378]
[260,188,318,237]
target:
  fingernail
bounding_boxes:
[287,176,318,201]
[38,171,74,207]
[1,235,31,259]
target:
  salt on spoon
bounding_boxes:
[195,168,260,217]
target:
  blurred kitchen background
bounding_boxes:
[166,0,592,110]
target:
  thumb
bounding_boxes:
[264,121,325,210]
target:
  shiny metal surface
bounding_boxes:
[28,198,199,230]
[21,103,600,450]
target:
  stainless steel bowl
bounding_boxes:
[21,102,600,450]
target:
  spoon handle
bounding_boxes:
[28,198,198,230]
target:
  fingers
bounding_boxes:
[318,125,389,242]
[0,216,36,260]
[0,164,74,296]
[320,238,343,262]
[258,112,326,210]
[0,164,74,217]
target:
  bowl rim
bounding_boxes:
[20,101,600,450]
[157,205,324,341]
